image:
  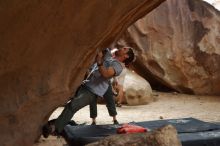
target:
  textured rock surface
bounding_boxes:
[87,125,182,146]
[0,0,165,145]
[118,0,220,95]
[118,68,153,105]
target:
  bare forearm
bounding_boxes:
[96,49,115,78]
[98,65,114,78]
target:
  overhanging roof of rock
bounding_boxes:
[0,0,166,145]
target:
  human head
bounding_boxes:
[115,47,135,66]
[123,47,135,66]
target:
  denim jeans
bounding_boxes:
[54,85,96,133]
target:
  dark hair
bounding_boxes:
[124,47,135,66]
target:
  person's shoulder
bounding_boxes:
[112,60,124,72]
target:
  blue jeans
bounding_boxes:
[54,85,96,133]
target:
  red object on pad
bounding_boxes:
[117,123,147,134]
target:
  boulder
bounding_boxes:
[118,0,220,95]
[118,68,153,105]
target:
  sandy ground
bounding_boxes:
[34,91,220,146]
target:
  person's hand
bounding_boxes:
[96,51,104,66]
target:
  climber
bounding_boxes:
[42,47,135,138]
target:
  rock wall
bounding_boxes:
[118,0,220,95]
[0,0,165,145]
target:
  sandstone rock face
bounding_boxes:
[118,0,220,95]
[118,68,153,105]
[0,0,165,145]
